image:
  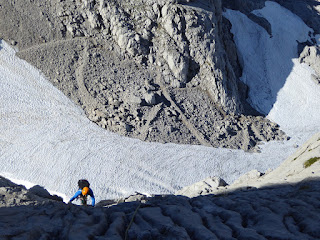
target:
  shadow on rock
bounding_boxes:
[1,178,320,239]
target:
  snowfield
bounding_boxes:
[224,1,320,137]
[1,1,320,204]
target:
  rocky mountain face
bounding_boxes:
[177,132,320,198]
[1,133,320,239]
[0,0,289,151]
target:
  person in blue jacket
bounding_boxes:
[69,179,95,206]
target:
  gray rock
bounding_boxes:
[311,74,320,85]
[144,92,157,105]
[232,169,263,186]
[0,176,63,207]
[0,0,290,151]
[126,94,142,105]
[299,45,320,77]
[124,192,148,203]
[176,177,228,198]
[28,185,51,199]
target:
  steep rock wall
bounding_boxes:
[0,0,286,150]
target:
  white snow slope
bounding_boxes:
[224,1,320,135]
[1,1,320,204]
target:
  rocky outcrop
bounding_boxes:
[0,0,288,151]
[175,132,320,196]
[299,45,320,84]
[1,183,318,240]
[175,177,227,198]
[250,132,320,187]
[1,181,320,239]
[0,177,63,207]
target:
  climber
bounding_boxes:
[69,179,95,206]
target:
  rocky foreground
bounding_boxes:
[1,133,320,239]
[1,179,320,239]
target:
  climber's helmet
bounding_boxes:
[82,187,89,196]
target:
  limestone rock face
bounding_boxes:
[255,132,320,186]
[231,169,263,186]
[0,0,287,150]
[176,177,227,198]
[299,46,320,84]
[0,177,63,208]
[175,132,320,197]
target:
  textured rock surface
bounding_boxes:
[0,177,63,207]
[6,185,320,238]
[176,177,227,198]
[0,0,288,151]
[299,45,320,84]
[1,178,320,239]
[17,185,320,239]
[176,132,320,197]
[250,132,320,187]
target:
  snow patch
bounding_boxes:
[267,60,320,135]
[224,2,313,116]
[224,1,320,137]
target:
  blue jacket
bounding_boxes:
[69,188,95,206]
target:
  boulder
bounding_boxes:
[176,177,227,198]
[144,92,157,105]
[232,169,263,186]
